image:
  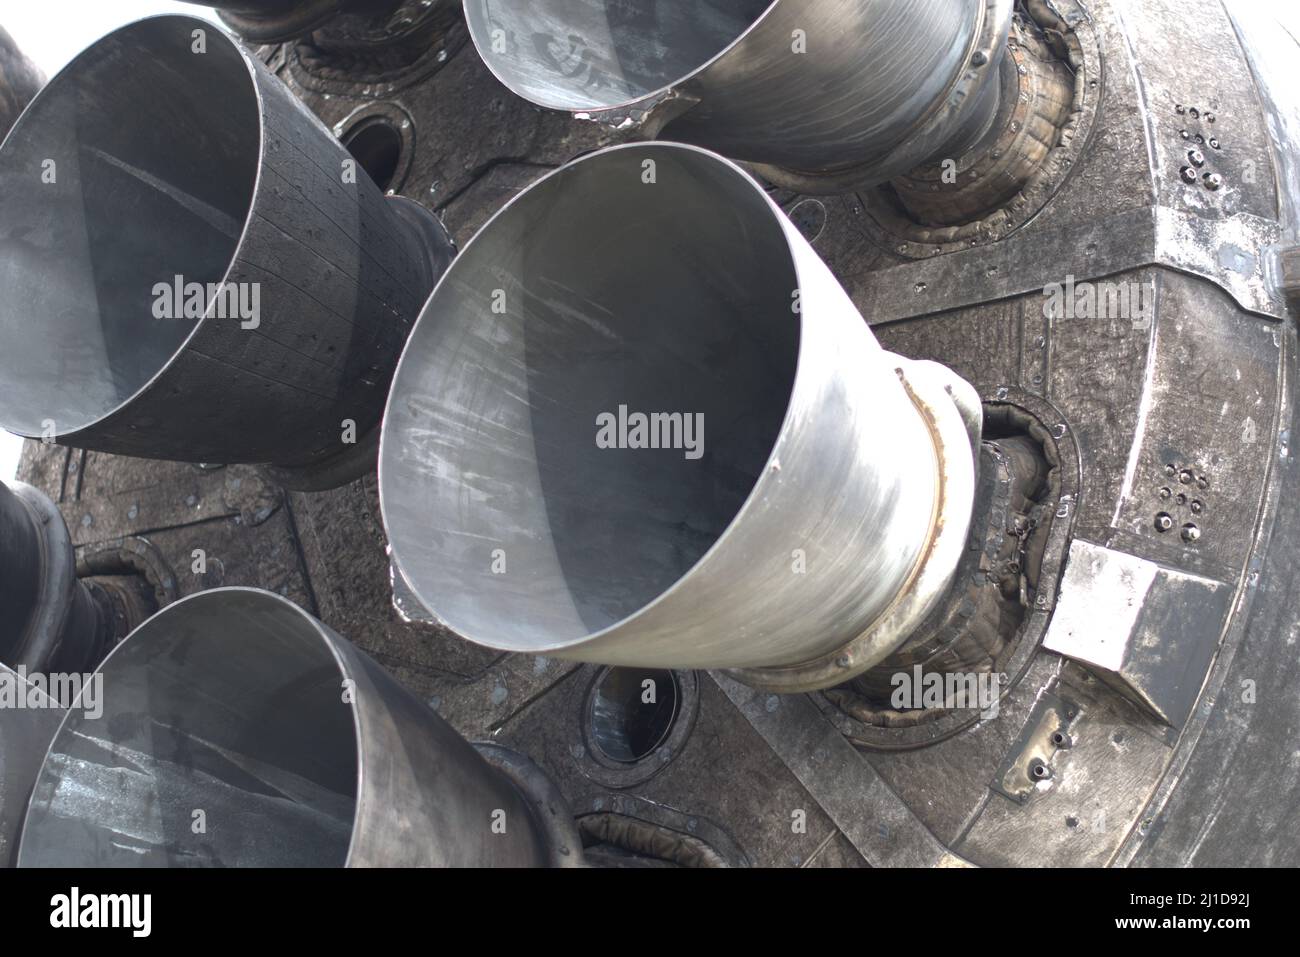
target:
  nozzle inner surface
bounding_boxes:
[382,145,799,653]
[0,18,258,437]
[19,591,358,867]
[465,0,773,111]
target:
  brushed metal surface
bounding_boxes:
[18,588,555,867]
[0,16,446,473]
[380,142,945,670]
[464,0,1005,181]
[0,663,62,868]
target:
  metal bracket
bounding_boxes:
[990,689,1080,804]
[863,206,1287,326]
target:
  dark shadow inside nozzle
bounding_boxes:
[465,0,772,111]
[382,145,799,651]
[589,667,680,763]
[19,591,358,868]
[0,18,258,437]
[343,119,402,191]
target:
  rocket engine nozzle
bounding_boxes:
[379,143,979,688]
[0,480,119,678]
[0,664,62,868]
[0,16,453,488]
[464,0,1014,190]
[17,588,578,867]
